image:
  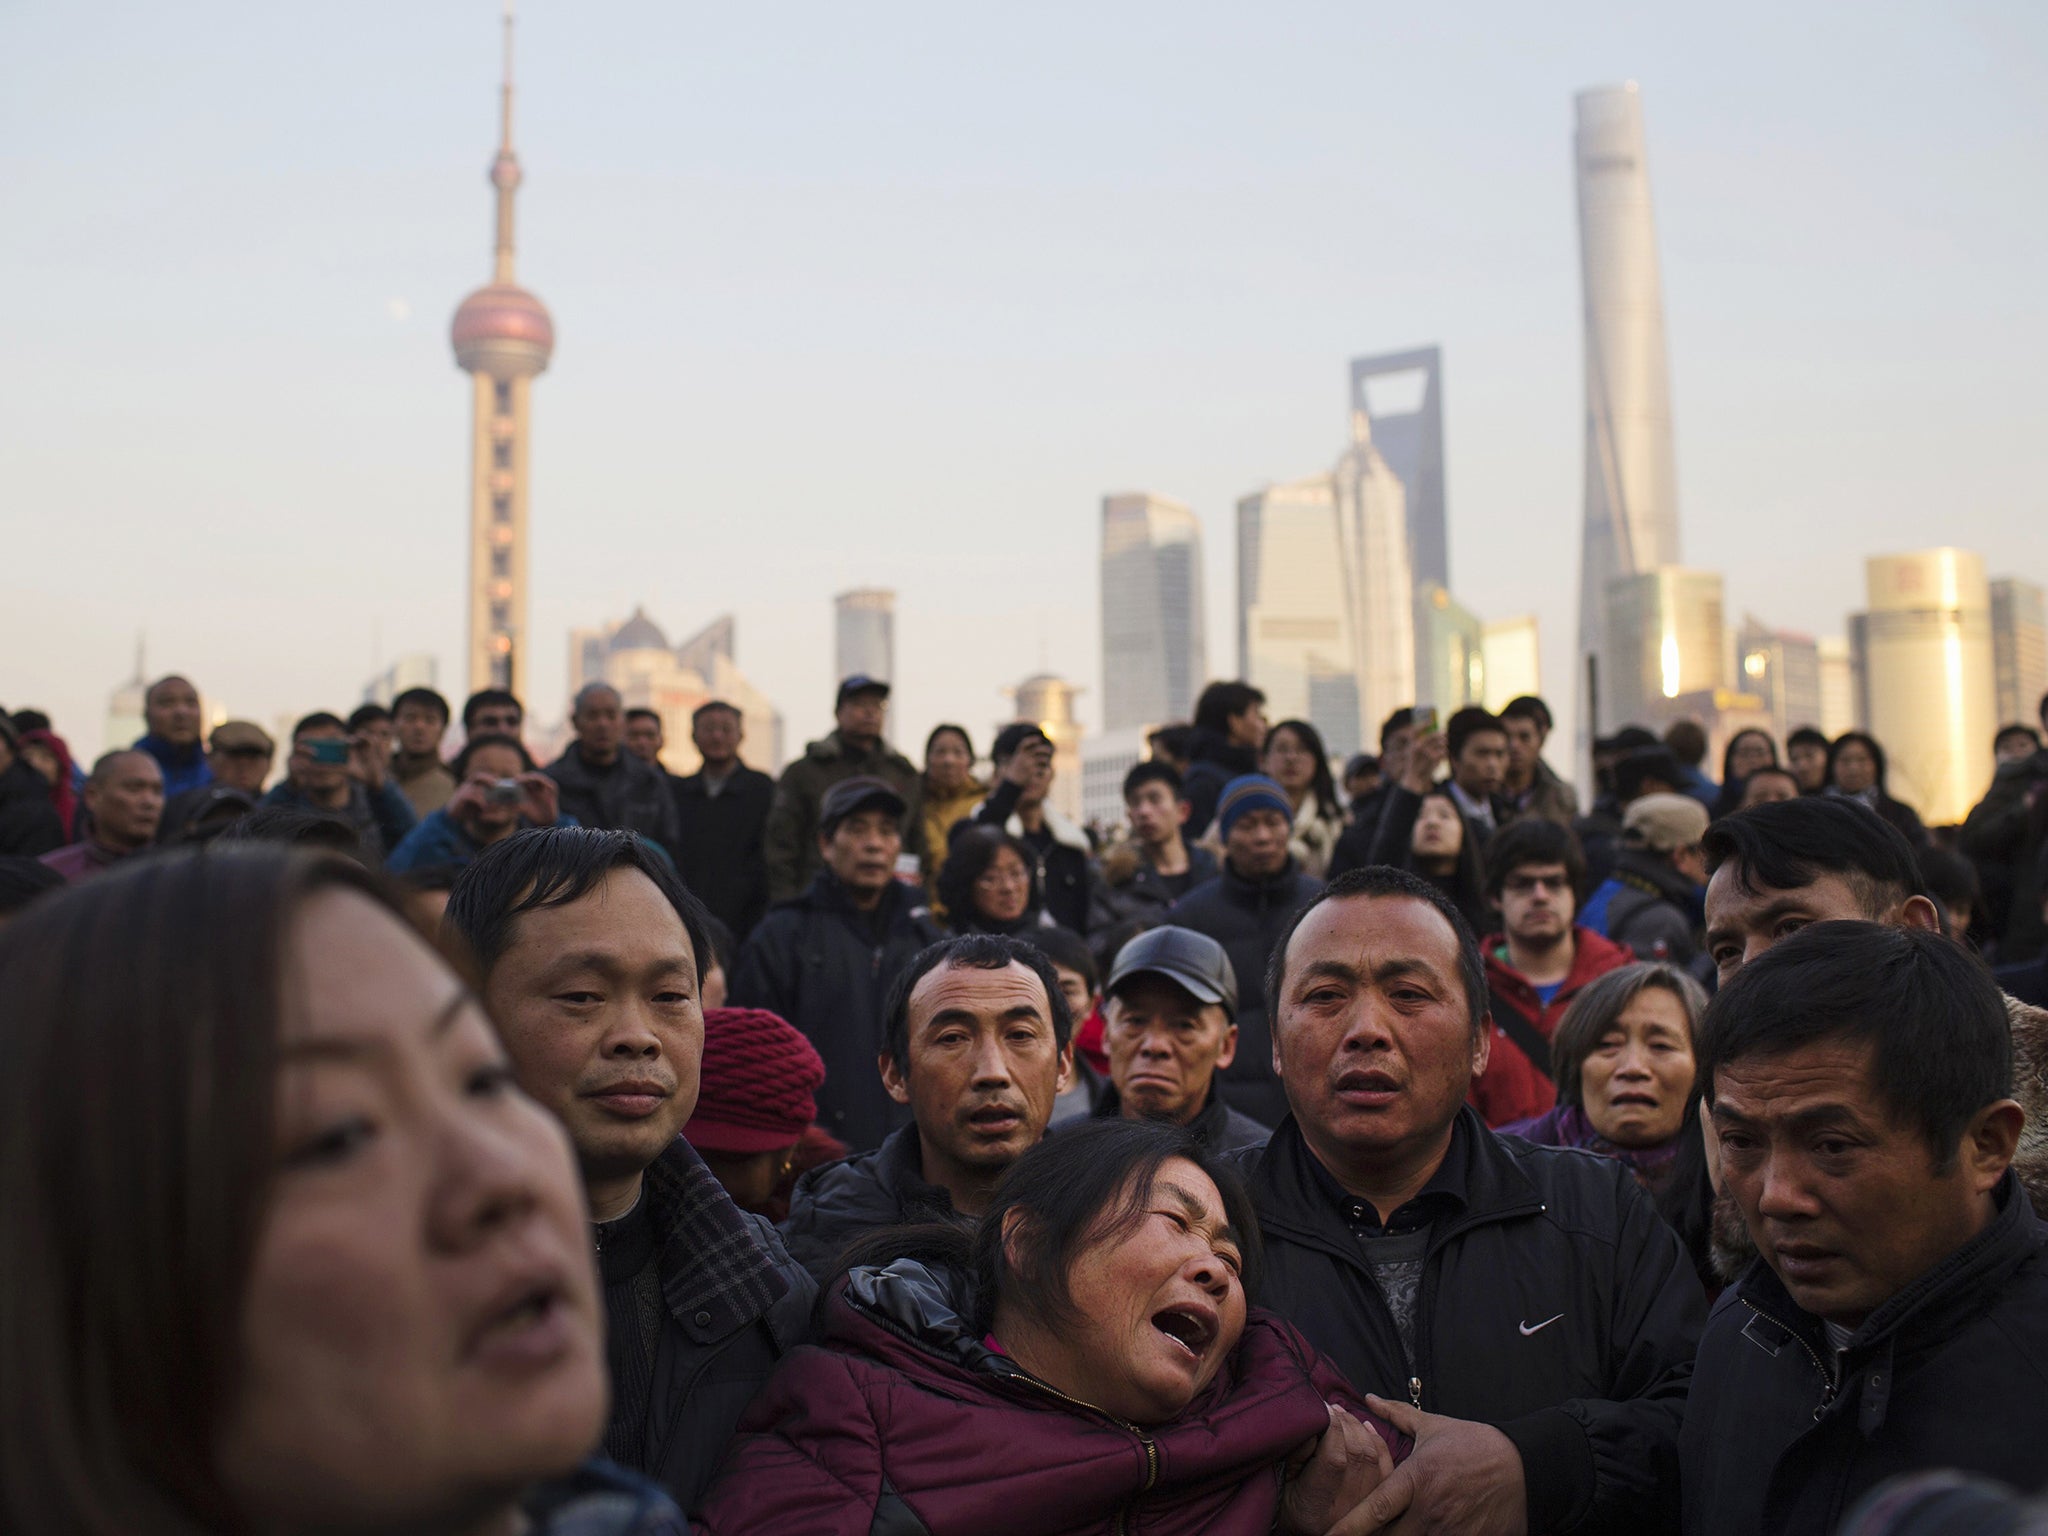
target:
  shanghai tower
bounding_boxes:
[1575,83,1680,741]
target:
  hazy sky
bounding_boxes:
[4,1,2044,764]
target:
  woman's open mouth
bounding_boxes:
[1150,1303,1218,1361]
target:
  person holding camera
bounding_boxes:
[385,731,571,874]
[259,711,418,861]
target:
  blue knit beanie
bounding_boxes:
[1216,774,1293,839]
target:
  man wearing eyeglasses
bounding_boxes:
[1472,818,1632,1127]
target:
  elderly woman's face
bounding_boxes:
[215,890,605,1529]
[1025,1158,1247,1424]
[1580,986,1696,1149]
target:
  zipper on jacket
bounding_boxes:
[1408,1375,1422,1409]
[1006,1371,1157,1525]
[1740,1297,1839,1421]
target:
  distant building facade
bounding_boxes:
[1009,673,1084,827]
[1481,616,1542,712]
[1349,347,1447,592]
[568,607,786,776]
[1417,583,1485,711]
[1734,617,1823,747]
[363,654,440,708]
[1990,576,2047,728]
[834,589,895,684]
[1238,474,1361,758]
[1603,567,1724,731]
[1817,636,1859,737]
[1100,492,1206,732]
[1854,549,1996,826]
[1575,83,1682,746]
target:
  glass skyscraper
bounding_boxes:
[1099,493,1206,731]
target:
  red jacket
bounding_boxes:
[1471,926,1634,1127]
[693,1260,1405,1536]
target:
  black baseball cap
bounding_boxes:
[819,775,907,832]
[1104,925,1238,1014]
[836,674,891,706]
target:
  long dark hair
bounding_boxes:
[846,1119,1263,1333]
[1263,719,1342,824]
[935,826,1042,934]
[1711,729,1779,819]
[0,847,407,1536]
[1827,730,1891,795]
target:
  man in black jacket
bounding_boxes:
[1328,706,1418,879]
[781,931,1073,1281]
[1239,865,1704,1536]
[444,826,813,1510]
[1681,923,2044,1535]
[544,684,681,857]
[671,701,774,941]
[729,777,944,1152]
[0,713,64,858]
[1169,774,1322,1127]
[1179,680,1268,839]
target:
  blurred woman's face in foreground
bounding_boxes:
[999,1157,1247,1426]
[215,888,605,1531]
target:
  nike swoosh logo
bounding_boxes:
[1519,1314,1564,1336]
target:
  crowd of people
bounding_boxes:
[4,666,2048,1536]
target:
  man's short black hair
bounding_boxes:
[1994,723,2041,756]
[1701,797,1925,913]
[290,712,347,740]
[1698,922,2012,1167]
[1663,719,1709,768]
[1123,760,1183,801]
[1147,724,1197,762]
[450,731,535,780]
[218,806,363,862]
[1445,706,1505,759]
[692,699,740,725]
[1917,845,1981,925]
[1483,818,1586,901]
[1263,865,1487,1045]
[7,708,51,735]
[346,704,391,733]
[444,826,712,982]
[1499,696,1553,733]
[392,687,451,724]
[881,932,1074,1069]
[623,706,661,728]
[991,721,1052,763]
[1786,725,1829,753]
[461,689,524,732]
[1193,681,1265,737]
[1614,746,1684,802]
[1378,707,1417,748]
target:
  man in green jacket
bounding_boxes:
[763,675,923,903]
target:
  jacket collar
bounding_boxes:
[872,1122,959,1215]
[1250,1106,1544,1255]
[1190,730,1258,775]
[802,868,928,929]
[1221,855,1305,899]
[1481,926,1629,1005]
[1611,846,1701,906]
[135,732,203,767]
[1091,1079,1231,1141]
[1000,800,1091,853]
[640,1137,790,1340]
[1736,1168,2041,1360]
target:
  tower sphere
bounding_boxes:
[451,283,553,376]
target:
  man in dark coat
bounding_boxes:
[1237,865,1705,1536]
[731,777,943,1152]
[1169,775,1322,1128]
[544,684,681,856]
[261,712,418,862]
[1681,923,2046,1535]
[131,673,213,799]
[444,826,813,1510]
[1090,925,1268,1154]
[781,932,1073,1283]
[1087,760,1218,936]
[1178,681,1268,840]
[762,675,924,904]
[0,714,65,857]
[671,700,774,940]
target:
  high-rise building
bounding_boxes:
[1575,83,1682,745]
[834,589,895,684]
[568,607,786,776]
[1817,636,1858,737]
[451,8,552,698]
[103,637,150,759]
[1416,584,1485,711]
[1856,549,1996,826]
[1990,577,2047,728]
[1733,617,1823,746]
[1349,347,1447,591]
[1100,492,1206,731]
[1238,473,1361,757]
[1481,616,1542,712]
[1009,674,1084,826]
[1332,413,1416,739]
[1603,568,1724,730]
[1081,727,1149,832]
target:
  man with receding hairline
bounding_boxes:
[40,751,164,883]
[1235,865,1702,1536]
[543,682,680,855]
[133,674,211,798]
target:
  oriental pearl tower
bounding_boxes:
[451,3,553,697]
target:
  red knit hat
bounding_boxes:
[683,1008,827,1155]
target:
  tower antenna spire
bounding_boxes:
[491,0,521,282]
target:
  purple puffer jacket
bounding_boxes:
[692,1259,1406,1536]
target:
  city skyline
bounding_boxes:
[4,5,2045,766]
[1099,492,1205,731]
